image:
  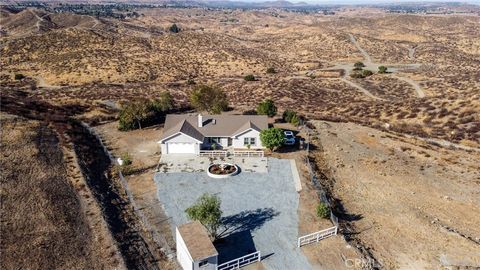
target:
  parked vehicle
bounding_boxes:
[284,131,296,145]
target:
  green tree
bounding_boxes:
[169,23,180,33]
[266,67,276,74]
[189,84,229,114]
[185,193,222,240]
[378,66,388,74]
[256,99,277,117]
[118,93,174,131]
[260,128,284,151]
[118,99,152,131]
[354,61,365,69]
[244,74,256,81]
[151,92,174,112]
[316,202,330,219]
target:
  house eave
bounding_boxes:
[158,131,203,144]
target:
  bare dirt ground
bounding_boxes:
[310,120,480,269]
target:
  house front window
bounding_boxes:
[243,137,256,146]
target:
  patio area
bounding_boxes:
[158,155,268,173]
[154,158,311,270]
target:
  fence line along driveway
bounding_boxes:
[154,158,311,270]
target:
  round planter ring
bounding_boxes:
[207,163,239,178]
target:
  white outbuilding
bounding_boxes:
[176,221,219,270]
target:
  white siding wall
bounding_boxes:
[193,256,217,270]
[232,129,264,149]
[176,228,193,270]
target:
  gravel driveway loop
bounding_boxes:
[154,158,311,270]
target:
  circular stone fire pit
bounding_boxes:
[207,163,239,178]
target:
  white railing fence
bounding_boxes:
[232,150,264,157]
[199,150,228,157]
[297,226,337,248]
[216,251,261,270]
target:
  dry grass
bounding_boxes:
[0,113,112,269]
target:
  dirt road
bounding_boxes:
[392,74,426,98]
[348,34,372,63]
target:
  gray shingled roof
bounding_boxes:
[159,114,268,142]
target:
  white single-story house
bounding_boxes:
[176,221,218,270]
[158,113,268,155]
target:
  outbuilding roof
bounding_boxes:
[177,221,218,261]
[159,114,268,142]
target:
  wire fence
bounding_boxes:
[303,124,339,228]
[83,123,175,260]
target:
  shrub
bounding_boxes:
[290,114,300,126]
[378,66,388,74]
[350,72,365,79]
[266,67,276,74]
[120,152,132,166]
[256,99,277,117]
[14,74,25,80]
[244,74,256,81]
[260,128,284,151]
[362,70,373,77]
[316,202,330,219]
[354,61,365,69]
[169,23,180,33]
[282,109,296,123]
[189,84,229,114]
[185,193,222,240]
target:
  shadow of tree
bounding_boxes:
[218,208,280,237]
[214,208,280,264]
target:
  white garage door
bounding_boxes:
[167,143,196,154]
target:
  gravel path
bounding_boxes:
[154,158,311,270]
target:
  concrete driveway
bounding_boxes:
[154,158,311,270]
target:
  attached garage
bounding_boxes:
[166,142,197,154]
[159,128,202,155]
